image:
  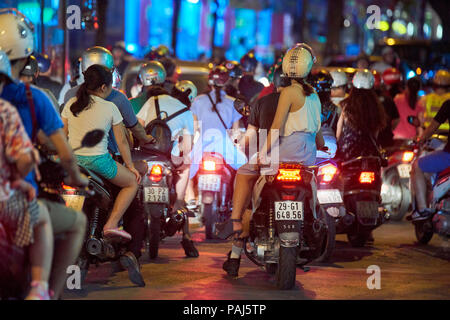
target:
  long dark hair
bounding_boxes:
[342,88,387,134]
[290,77,315,96]
[406,77,421,111]
[71,64,112,117]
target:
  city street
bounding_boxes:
[63,221,450,300]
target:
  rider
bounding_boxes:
[410,99,450,221]
[172,80,198,108]
[371,46,397,74]
[382,67,403,100]
[330,69,348,109]
[222,60,243,98]
[159,57,179,94]
[35,53,62,100]
[0,8,88,300]
[136,62,199,258]
[223,43,324,277]
[420,70,450,132]
[238,50,264,106]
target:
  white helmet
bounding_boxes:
[139,61,166,86]
[175,80,197,102]
[282,43,316,79]
[330,69,348,88]
[81,46,114,72]
[0,50,12,81]
[352,69,375,89]
[0,9,35,61]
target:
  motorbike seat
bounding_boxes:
[79,166,106,187]
[437,167,450,180]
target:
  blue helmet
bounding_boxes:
[35,53,51,73]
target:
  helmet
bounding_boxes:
[0,50,12,81]
[382,68,403,86]
[309,69,333,93]
[433,69,450,87]
[139,61,166,86]
[156,45,170,57]
[209,65,230,87]
[0,9,35,61]
[240,51,258,73]
[20,55,38,77]
[282,43,316,79]
[175,80,198,102]
[159,57,176,77]
[372,70,382,88]
[35,53,51,73]
[330,69,348,88]
[352,69,375,89]
[271,64,290,88]
[81,46,114,72]
[223,61,243,79]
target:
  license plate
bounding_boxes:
[198,174,221,192]
[397,164,411,178]
[62,194,85,211]
[275,201,304,221]
[317,189,343,204]
[144,187,169,203]
[356,201,379,218]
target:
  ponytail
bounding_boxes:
[71,83,92,117]
[406,77,421,111]
[291,77,315,96]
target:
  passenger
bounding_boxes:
[62,65,141,241]
[330,69,349,109]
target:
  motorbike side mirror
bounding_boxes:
[407,116,421,128]
[234,98,249,116]
[80,130,105,148]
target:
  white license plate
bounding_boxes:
[397,164,411,178]
[198,174,221,192]
[62,194,85,211]
[144,187,169,203]
[317,189,343,204]
[275,201,304,221]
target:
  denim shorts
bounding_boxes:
[76,153,118,180]
[418,150,450,174]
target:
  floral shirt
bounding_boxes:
[0,99,33,201]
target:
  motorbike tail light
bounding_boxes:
[281,194,296,201]
[62,184,76,195]
[318,164,338,184]
[149,164,163,182]
[402,151,414,162]
[277,169,301,182]
[203,160,216,172]
[359,172,375,184]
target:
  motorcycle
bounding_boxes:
[197,152,235,239]
[244,163,333,290]
[381,140,415,221]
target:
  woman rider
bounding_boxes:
[222,43,324,277]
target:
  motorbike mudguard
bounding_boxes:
[145,203,166,219]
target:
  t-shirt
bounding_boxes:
[0,82,64,191]
[129,93,149,115]
[64,86,138,154]
[238,75,264,104]
[137,94,194,156]
[0,99,33,201]
[393,93,424,140]
[434,99,450,152]
[248,92,279,130]
[62,95,123,156]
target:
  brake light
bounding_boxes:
[203,160,216,172]
[281,195,296,200]
[277,169,301,182]
[318,164,338,184]
[359,172,375,184]
[62,184,76,195]
[402,151,414,162]
[149,164,163,182]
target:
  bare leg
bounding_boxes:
[411,160,428,211]
[185,178,196,203]
[104,162,139,230]
[50,210,86,299]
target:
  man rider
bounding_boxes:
[0,8,88,300]
[135,61,199,258]
[421,70,450,132]
[410,99,450,221]
[238,50,264,106]
[222,60,243,99]
[35,53,62,99]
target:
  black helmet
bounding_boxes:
[159,57,176,78]
[272,65,290,88]
[35,53,51,73]
[240,50,258,73]
[308,69,333,93]
[222,60,243,79]
[20,55,39,77]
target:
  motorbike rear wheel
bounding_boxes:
[347,227,371,247]
[202,203,216,240]
[315,208,336,262]
[147,205,165,260]
[414,221,433,245]
[276,246,297,290]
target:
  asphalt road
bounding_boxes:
[63,220,450,300]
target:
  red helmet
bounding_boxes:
[372,70,382,88]
[208,65,230,87]
[382,68,403,86]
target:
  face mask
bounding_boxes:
[331,96,345,106]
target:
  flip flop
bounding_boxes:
[215,219,243,240]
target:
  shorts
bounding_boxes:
[418,150,450,174]
[76,153,118,180]
[39,199,78,234]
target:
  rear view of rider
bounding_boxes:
[420,70,450,132]
[222,60,243,99]
[238,51,264,105]
[382,67,403,100]
[136,61,199,257]
[330,69,348,109]
[223,43,323,277]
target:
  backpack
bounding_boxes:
[141,96,190,156]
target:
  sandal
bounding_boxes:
[215,219,243,240]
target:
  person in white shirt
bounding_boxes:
[62,65,141,241]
